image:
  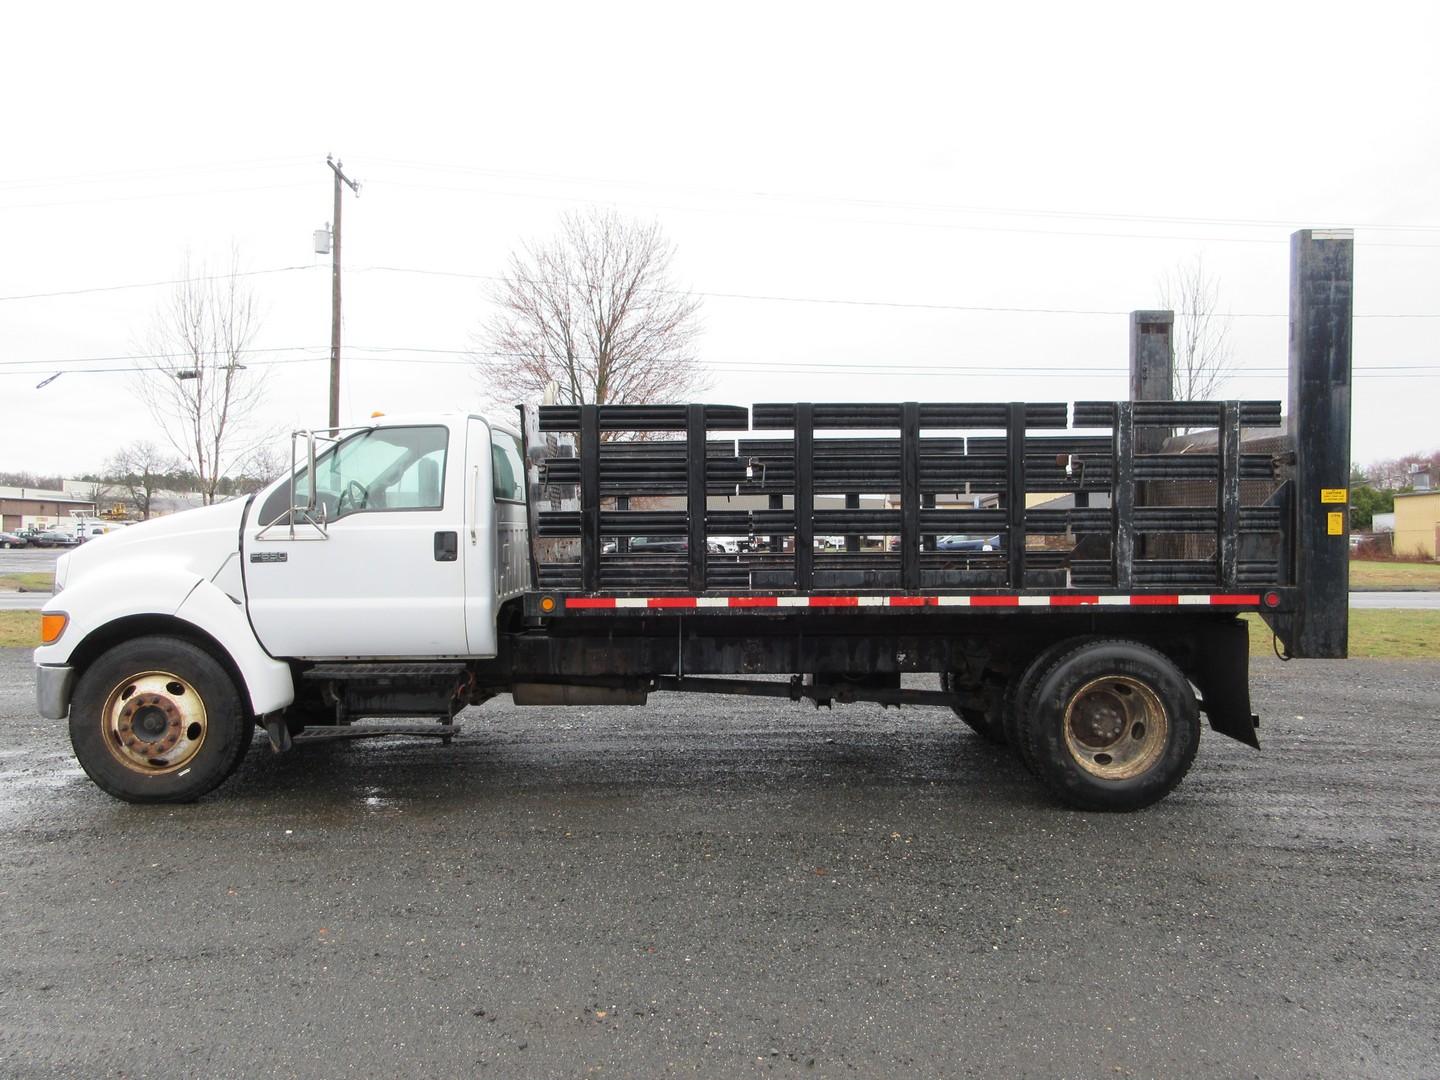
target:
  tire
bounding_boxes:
[69,636,253,803]
[1019,639,1200,811]
[1004,637,1099,776]
[1,541,11,549]
[938,672,1007,744]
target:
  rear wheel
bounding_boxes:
[1018,639,1199,811]
[69,636,253,803]
[1005,637,1099,775]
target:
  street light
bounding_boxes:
[173,364,246,380]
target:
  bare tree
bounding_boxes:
[1363,449,1440,491]
[75,478,118,514]
[232,439,291,495]
[135,253,265,504]
[106,441,178,520]
[474,209,707,410]
[1158,255,1234,402]
[0,471,63,490]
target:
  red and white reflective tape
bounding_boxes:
[563,593,1262,611]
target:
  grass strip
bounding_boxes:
[1349,560,1440,590]
[0,573,55,593]
[0,611,40,648]
[1246,610,1440,660]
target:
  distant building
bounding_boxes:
[1393,491,1440,559]
[0,486,97,532]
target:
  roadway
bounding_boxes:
[1,647,1437,1077]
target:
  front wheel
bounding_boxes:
[69,636,253,803]
[1019,639,1200,811]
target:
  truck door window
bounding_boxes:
[259,425,449,523]
[491,433,525,502]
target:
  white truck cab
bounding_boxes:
[34,413,528,802]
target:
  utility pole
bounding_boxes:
[327,155,360,429]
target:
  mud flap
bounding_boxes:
[1191,619,1261,749]
[263,714,293,753]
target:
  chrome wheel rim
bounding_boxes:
[102,671,208,774]
[1063,675,1167,780]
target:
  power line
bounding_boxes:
[362,157,1440,236]
[0,265,320,302]
[3,260,1437,320]
[4,152,1435,238]
[0,346,321,369]
[6,347,1436,381]
[364,176,1440,250]
[8,340,1439,374]
[351,265,1440,319]
[0,181,316,212]
[0,155,316,193]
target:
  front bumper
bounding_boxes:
[36,665,75,720]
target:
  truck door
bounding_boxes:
[242,423,470,658]
[463,419,528,656]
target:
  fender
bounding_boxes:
[36,560,294,716]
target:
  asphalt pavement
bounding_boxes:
[0,548,66,573]
[0,647,1436,1078]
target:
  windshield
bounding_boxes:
[259,425,448,524]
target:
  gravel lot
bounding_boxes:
[1,646,1437,1078]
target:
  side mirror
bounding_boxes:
[304,431,317,511]
[290,430,318,514]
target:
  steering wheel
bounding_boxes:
[336,478,369,514]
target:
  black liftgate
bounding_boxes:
[520,397,1289,598]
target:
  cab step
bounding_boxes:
[302,662,469,682]
[299,663,469,732]
[293,719,461,745]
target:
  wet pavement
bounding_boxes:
[1,647,1437,1078]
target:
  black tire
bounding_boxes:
[938,672,1007,744]
[69,636,252,803]
[1019,639,1200,811]
[1004,637,1099,775]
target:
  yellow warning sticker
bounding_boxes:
[1327,511,1344,536]
[1320,488,1348,504]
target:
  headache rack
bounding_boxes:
[519,398,1292,603]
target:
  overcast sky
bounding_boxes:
[2,1,1436,478]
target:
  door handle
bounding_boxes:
[434,531,458,562]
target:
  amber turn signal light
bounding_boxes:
[40,612,68,644]
[539,596,556,612]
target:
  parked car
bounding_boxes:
[75,522,125,543]
[32,528,80,548]
[601,536,726,554]
[936,534,1005,552]
[0,531,29,549]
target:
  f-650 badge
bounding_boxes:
[249,551,287,563]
